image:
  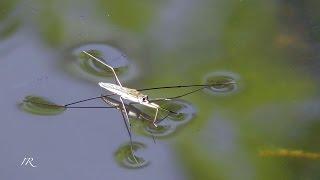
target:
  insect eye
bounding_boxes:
[142,96,148,102]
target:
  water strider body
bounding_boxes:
[101,95,154,122]
[98,82,160,117]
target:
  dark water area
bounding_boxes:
[1,0,320,179]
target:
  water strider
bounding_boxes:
[23,50,236,166]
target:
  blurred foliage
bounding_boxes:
[0,19,20,40]
[259,148,320,160]
[0,0,20,40]
[143,1,319,180]
[37,7,65,46]
[98,0,156,32]
[303,0,320,41]
[0,0,18,21]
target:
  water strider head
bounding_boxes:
[138,94,160,109]
[139,95,149,103]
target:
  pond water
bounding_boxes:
[1,0,320,179]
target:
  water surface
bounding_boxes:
[1,0,320,180]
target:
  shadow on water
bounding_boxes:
[114,141,150,169]
[19,95,66,116]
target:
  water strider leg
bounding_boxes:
[149,87,206,102]
[82,51,123,87]
[64,93,116,107]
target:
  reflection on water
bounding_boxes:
[160,99,196,125]
[203,71,240,95]
[19,96,65,116]
[114,142,149,169]
[141,121,177,137]
[133,99,196,138]
[101,96,196,138]
[67,43,138,82]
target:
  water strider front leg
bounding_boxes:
[82,51,123,87]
